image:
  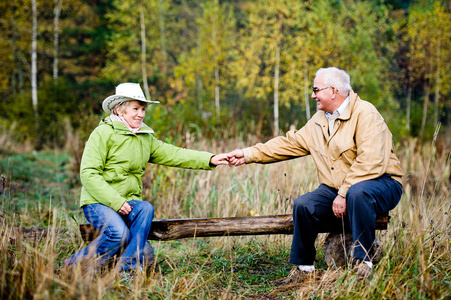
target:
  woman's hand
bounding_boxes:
[118,201,133,215]
[227,149,246,166]
[210,153,229,166]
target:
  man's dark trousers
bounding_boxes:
[289,174,402,265]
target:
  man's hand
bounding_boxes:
[332,195,346,218]
[118,201,133,216]
[227,149,246,167]
[210,154,229,166]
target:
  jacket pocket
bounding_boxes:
[337,142,357,168]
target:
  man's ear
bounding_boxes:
[331,87,337,99]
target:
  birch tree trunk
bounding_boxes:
[53,0,62,81]
[197,77,203,110]
[212,23,220,122]
[434,40,441,126]
[419,83,430,139]
[12,7,18,95]
[196,31,203,110]
[304,68,311,120]
[139,2,151,100]
[31,0,38,130]
[214,65,220,121]
[13,4,24,93]
[405,68,412,133]
[158,0,168,76]
[273,44,280,136]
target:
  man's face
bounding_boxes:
[312,74,334,113]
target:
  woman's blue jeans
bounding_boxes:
[289,174,402,265]
[67,200,154,271]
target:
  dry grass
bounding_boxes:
[0,130,450,299]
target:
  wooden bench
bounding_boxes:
[79,214,389,268]
[79,214,389,242]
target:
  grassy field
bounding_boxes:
[0,134,450,299]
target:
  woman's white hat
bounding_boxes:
[102,83,159,113]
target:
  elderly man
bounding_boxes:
[227,67,403,279]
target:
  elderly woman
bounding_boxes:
[64,83,228,272]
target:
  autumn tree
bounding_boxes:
[392,1,450,138]
[232,0,295,136]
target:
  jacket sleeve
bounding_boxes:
[148,136,215,170]
[242,128,310,164]
[80,129,127,212]
[338,111,393,197]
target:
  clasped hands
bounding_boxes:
[121,151,348,218]
[211,150,347,219]
[209,149,246,167]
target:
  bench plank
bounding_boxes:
[79,214,389,242]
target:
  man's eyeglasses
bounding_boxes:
[312,86,332,94]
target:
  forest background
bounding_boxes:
[1,0,450,150]
[0,0,451,298]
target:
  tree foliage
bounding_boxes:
[0,0,449,148]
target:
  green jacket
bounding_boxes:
[79,117,215,211]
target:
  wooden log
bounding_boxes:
[79,214,389,242]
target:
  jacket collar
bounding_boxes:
[317,90,358,124]
[337,90,358,121]
[314,90,359,140]
[101,116,154,134]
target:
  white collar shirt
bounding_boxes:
[326,96,350,134]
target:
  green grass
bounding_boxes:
[0,137,450,299]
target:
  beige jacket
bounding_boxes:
[243,90,403,197]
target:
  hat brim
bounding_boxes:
[102,95,159,113]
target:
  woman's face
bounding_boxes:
[120,100,146,128]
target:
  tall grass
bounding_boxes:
[0,131,450,299]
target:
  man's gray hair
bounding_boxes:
[316,67,352,97]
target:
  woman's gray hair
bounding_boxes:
[112,100,148,115]
[316,67,352,97]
